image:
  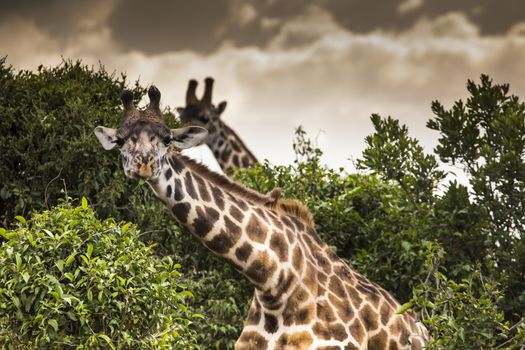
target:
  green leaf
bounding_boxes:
[396,301,413,314]
[97,334,116,350]
[21,272,30,283]
[81,197,88,209]
[121,222,131,234]
[48,319,58,332]
[65,252,77,266]
[14,215,26,223]
[86,244,93,258]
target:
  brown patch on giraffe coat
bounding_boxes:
[276,271,296,297]
[235,243,253,262]
[316,300,337,323]
[380,301,394,325]
[318,347,340,350]
[171,202,191,222]
[224,215,241,238]
[194,174,211,202]
[245,251,277,285]
[316,254,332,275]
[275,331,313,350]
[282,288,313,326]
[329,292,354,322]
[271,215,284,230]
[184,172,198,200]
[245,298,261,325]
[389,339,400,350]
[229,204,244,222]
[173,179,184,200]
[312,322,331,339]
[334,264,353,282]
[329,275,347,299]
[292,246,304,273]
[241,155,250,166]
[246,214,267,244]
[346,285,363,306]
[193,206,220,237]
[356,283,381,305]
[331,323,349,341]
[345,344,359,350]
[168,155,184,174]
[348,319,365,345]
[368,329,388,350]
[270,232,288,262]
[237,331,268,350]
[285,228,295,244]
[210,185,224,209]
[221,148,231,162]
[263,313,278,333]
[231,140,242,152]
[232,154,240,167]
[302,262,318,292]
[204,227,241,254]
[359,304,378,331]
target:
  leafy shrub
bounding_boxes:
[408,247,525,350]
[0,200,197,349]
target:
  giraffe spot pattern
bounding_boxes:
[193,206,220,237]
[210,185,224,210]
[172,202,191,222]
[245,251,277,285]
[204,228,241,254]
[235,243,253,262]
[269,232,288,262]
[164,167,172,180]
[173,179,184,200]
[237,331,268,350]
[246,214,267,244]
[276,331,313,349]
[194,174,211,202]
[229,204,244,222]
[184,172,198,200]
[263,313,278,333]
[368,329,388,349]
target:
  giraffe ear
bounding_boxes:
[170,126,208,149]
[94,126,118,150]
[217,101,227,115]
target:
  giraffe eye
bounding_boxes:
[115,137,125,147]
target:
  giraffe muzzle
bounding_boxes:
[134,155,155,179]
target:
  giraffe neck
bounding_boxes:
[147,152,299,295]
[207,121,258,172]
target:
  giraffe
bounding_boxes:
[94,86,430,349]
[176,77,258,173]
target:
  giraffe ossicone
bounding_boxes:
[177,77,258,173]
[94,86,429,349]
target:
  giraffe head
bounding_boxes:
[94,86,208,180]
[177,77,226,143]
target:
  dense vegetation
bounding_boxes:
[1,58,524,349]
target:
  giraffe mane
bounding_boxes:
[221,122,258,162]
[176,154,315,227]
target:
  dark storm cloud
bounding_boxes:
[108,0,232,54]
[0,0,108,39]
[2,0,524,54]
[106,0,525,54]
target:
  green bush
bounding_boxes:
[0,200,197,349]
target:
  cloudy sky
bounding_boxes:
[2,0,525,169]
